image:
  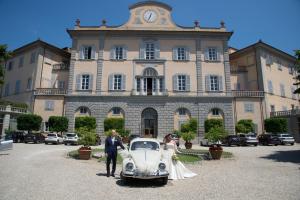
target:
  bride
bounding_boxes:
[163,134,197,180]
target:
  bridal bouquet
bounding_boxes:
[172,153,179,161]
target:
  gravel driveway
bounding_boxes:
[0,143,299,200]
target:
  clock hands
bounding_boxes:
[148,13,152,21]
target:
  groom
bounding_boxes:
[104,129,125,177]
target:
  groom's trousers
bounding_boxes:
[106,153,117,175]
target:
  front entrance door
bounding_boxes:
[141,108,158,138]
[146,78,153,96]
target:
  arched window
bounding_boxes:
[143,68,158,77]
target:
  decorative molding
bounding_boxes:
[96,34,105,93]
[196,38,203,94]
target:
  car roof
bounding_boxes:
[130,138,160,143]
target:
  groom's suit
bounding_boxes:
[104,136,125,176]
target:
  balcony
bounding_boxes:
[34,88,67,96]
[52,63,69,70]
[0,105,27,114]
[131,89,169,96]
[270,109,300,117]
[232,90,264,98]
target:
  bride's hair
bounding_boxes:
[164,134,172,143]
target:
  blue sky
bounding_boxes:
[0,0,299,55]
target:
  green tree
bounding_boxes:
[293,50,300,94]
[75,116,96,131]
[17,114,42,133]
[48,116,68,134]
[181,118,197,133]
[0,45,12,86]
[104,118,124,132]
[235,119,255,133]
[264,118,288,133]
[204,119,223,133]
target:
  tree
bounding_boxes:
[75,116,96,131]
[264,118,288,133]
[204,119,223,133]
[17,114,42,133]
[0,44,11,86]
[48,116,68,134]
[293,50,300,94]
[235,119,255,134]
[181,118,197,133]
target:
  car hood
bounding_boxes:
[130,150,161,173]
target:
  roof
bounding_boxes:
[12,39,70,58]
[130,138,161,144]
[129,1,172,11]
[230,40,296,62]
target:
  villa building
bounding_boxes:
[1,1,299,141]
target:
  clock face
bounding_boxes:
[143,10,157,23]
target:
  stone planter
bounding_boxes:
[185,142,193,149]
[78,146,92,160]
[209,145,223,160]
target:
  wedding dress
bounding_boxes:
[163,141,197,180]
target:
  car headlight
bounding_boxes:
[125,162,134,171]
[159,163,166,171]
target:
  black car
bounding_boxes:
[24,133,45,144]
[12,131,25,143]
[222,135,247,146]
[258,134,281,146]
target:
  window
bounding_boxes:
[81,75,90,90]
[58,81,65,89]
[288,64,294,74]
[210,75,219,91]
[244,103,254,113]
[206,47,217,61]
[115,46,123,60]
[145,42,155,60]
[8,61,13,71]
[136,78,141,92]
[112,107,121,115]
[235,83,241,90]
[15,80,21,94]
[266,55,272,66]
[114,75,122,90]
[277,60,282,71]
[212,108,220,116]
[19,57,24,68]
[270,105,275,113]
[268,80,273,94]
[282,106,288,111]
[27,78,32,90]
[280,84,285,97]
[291,86,296,99]
[159,78,164,92]
[178,75,186,91]
[45,100,54,111]
[177,47,186,60]
[83,46,92,59]
[30,52,36,63]
[80,107,88,114]
[4,83,9,96]
[178,108,186,116]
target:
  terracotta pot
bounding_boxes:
[78,146,92,160]
[209,146,223,160]
[185,142,193,149]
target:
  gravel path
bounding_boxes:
[0,143,299,200]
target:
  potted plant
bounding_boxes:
[181,131,196,149]
[77,127,97,160]
[119,129,130,143]
[204,127,228,160]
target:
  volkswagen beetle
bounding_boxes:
[120,138,169,185]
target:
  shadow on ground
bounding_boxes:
[115,177,169,188]
[260,150,300,164]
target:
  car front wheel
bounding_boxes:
[291,143,294,146]
[120,172,128,185]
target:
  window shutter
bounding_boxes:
[218,76,223,91]
[185,47,190,61]
[108,74,113,91]
[123,46,127,60]
[268,80,273,93]
[204,48,209,61]
[139,42,145,59]
[80,46,84,59]
[76,74,81,90]
[154,41,160,59]
[110,46,115,60]
[121,74,126,91]
[91,46,96,59]
[205,75,210,91]
[173,75,178,91]
[89,74,93,90]
[172,47,177,60]
[50,101,54,110]
[186,75,190,91]
[217,48,221,61]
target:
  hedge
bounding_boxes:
[75,116,96,131]
[104,118,124,132]
[181,118,197,133]
[264,118,287,133]
[204,119,223,133]
[48,116,68,134]
[17,114,42,132]
[235,119,254,133]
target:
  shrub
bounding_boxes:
[104,130,112,137]
[104,118,124,132]
[17,114,42,133]
[181,118,197,133]
[75,116,96,131]
[48,116,68,134]
[204,119,223,133]
[181,131,196,143]
[0,100,28,109]
[118,129,130,138]
[173,130,182,138]
[264,118,288,133]
[78,128,97,146]
[235,119,254,133]
[205,127,228,143]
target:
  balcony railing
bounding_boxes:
[34,88,67,96]
[131,89,169,96]
[52,63,69,70]
[270,109,300,117]
[232,90,264,97]
[0,105,27,114]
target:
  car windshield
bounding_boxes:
[66,133,76,137]
[47,134,56,137]
[281,134,292,137]
[131,141,159,151]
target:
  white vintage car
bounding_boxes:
[120,138,169,185]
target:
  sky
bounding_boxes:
[0,0,299,55]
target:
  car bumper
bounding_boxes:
[64,139,78,144]
[122,171,169,179]
[246,141,258,145]
[45,139,59,142]
[281,140,295,144]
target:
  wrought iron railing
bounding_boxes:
[34,88,67,95]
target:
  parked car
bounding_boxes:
[120,138,169,185]
[171,134,179,147]
[222,135,247,146]
[240,134,258,146]
[200,138,221,146]
[45,133,63,145]
[63,133,79,145]
[24,133,45,144]
[12,131,25,143]
[277,133,295,145]
[258,134,281,146]
[0,138,13,151]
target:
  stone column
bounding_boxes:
[196,38,203,95]
[1,106,11,139]
[67,39,78,94]
[223,40,232,93]
[96,34,105,94]
[156,78,160,95]
[65,103,75,133]
[141,78,144,95]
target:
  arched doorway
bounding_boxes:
[141,108,158,138]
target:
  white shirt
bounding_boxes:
[112,137,116,145]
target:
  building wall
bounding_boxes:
[34,96,65,122]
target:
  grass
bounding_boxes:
[179,149,234,159]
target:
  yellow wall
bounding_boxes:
[34,96,65,121]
